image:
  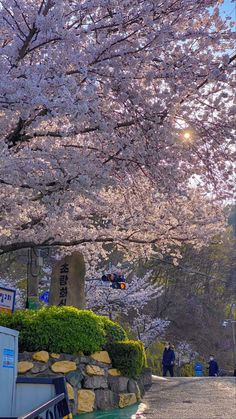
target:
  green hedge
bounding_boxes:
[0,307,147,377]
[100,317,127,344]
[0,307,126,355]
[108,340,147,378]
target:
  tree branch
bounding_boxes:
[0,235,191,256]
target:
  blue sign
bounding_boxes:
[40,291,49,303]
[3,348,15,368]
[0,286,16,313]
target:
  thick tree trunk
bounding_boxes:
[49,251,86,309]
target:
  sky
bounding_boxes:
[220,0,236,20]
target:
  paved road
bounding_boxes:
[138,376,236,419]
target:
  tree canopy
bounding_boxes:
[0,0,235,258]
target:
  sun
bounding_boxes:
[183,131,192,141]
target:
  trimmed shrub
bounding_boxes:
[179,363,195,377]
[0,307,113,354]
[107,340,147,378]
[146,341,165,375]
[100,317,127,345]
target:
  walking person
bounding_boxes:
[208,355,219,377]
[162,342,175,377]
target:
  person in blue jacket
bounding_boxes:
[208,355,219,376]
[162,342,175,377]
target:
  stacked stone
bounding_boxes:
[18,350,146,414]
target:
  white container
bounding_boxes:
[0,326,19,417]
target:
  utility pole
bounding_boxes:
[231,304,236,366]
[223,303,236,367]
[232,321,236,366]
[26,248,42,309]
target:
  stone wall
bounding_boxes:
[18,350,151,415]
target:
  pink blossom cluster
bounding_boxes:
[86,272,169,346]
[0,1,235,259]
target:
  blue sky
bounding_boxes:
[220,0,236,19]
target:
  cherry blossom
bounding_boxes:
[132,312,169,348]
[86,272,168,346]
[86,272,163,317]
[0,1,235,259]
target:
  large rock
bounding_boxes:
[137,378,145,397]
[49,252,86,309]
[66,383,74,400]
[78,389,95,413]
[51,361,76,373]
[108,376,129,393]
[108,368,121,376]
[63,354,77,361]
[80,355,92,364]
[91,351,111,364]
[86,365,105,376]
[33,351,49,363]
[84,375,108,389]
[63,414,73,419]
[119,393,137,408]
[18,361,34,373]
[128,379,140,394]
[95,389,119,410]
[50,353,60,359]
[31,362,49,374]
[139,368,152,389]
[18,352,32,361]
[66,370,83,387]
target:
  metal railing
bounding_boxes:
[0,376,70,419]
[18,393,67,419]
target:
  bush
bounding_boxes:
[108,340,147,378]
[0,307,119,354]
[100,317,127,344]
[179,363,195,377]
[146,341,165,375]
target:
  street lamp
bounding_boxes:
[222,303,236,366]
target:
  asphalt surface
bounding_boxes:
[138,376,236,419]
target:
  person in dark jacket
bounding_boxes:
[233,364,236,377]
[162,342,175,377]
[208,355,219,376]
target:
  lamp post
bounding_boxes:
[223,303,236,366]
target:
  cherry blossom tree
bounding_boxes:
[86,272,163,317]
[175,341,198,366]
[0,0,235,262]
[132,312,169,348]
[86,272,169,346]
